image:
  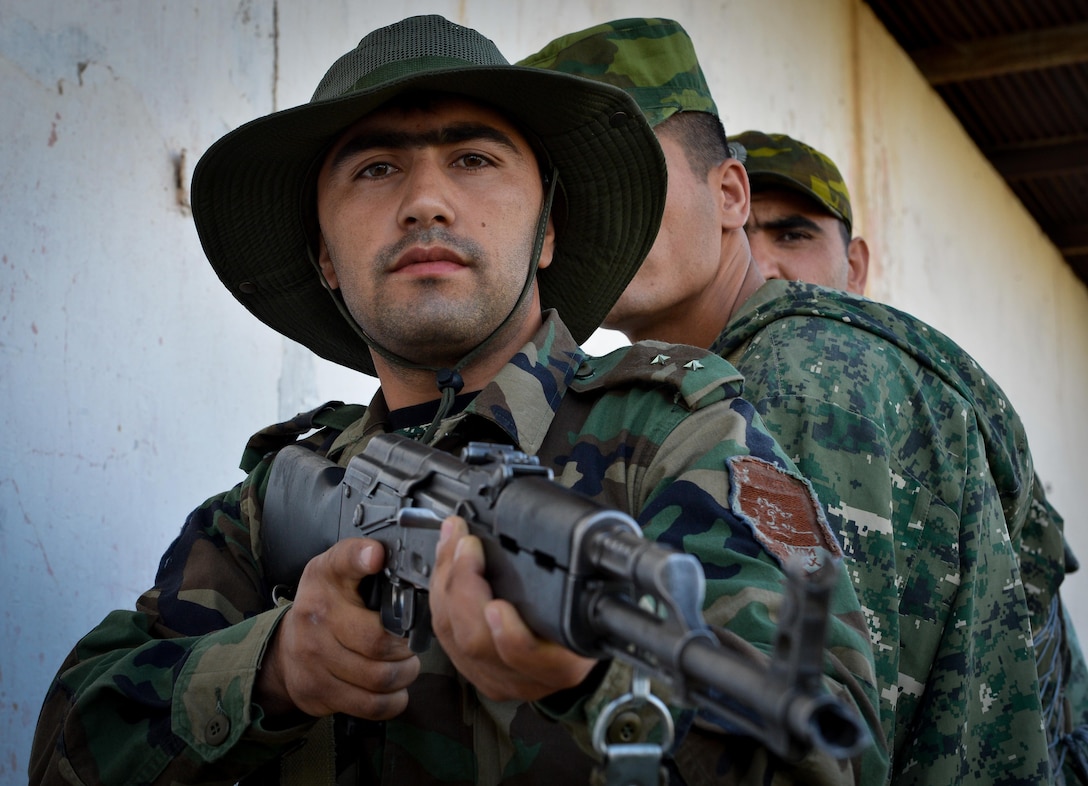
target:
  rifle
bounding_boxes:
[261,434,869,762]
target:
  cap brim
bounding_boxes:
[747,171,850,228]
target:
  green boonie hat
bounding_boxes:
[728,130,853,232]
[191,15,666,375]
[517,17,718,128]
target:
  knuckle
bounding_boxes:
[366,658,419,693]
[356,689,409,721]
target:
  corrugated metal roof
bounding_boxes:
[865,0,1088,282]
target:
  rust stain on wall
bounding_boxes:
[173,149,191,215]
[47,112,60,147]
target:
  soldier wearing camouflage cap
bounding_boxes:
[728,130,869,294]
[30,14,883,786]
[729,131,853,230]
[524,17,1077,785]
[731,129,1088,785]
[520,16,765,350]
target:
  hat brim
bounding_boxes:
[192,66,665,375]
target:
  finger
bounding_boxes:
[435,515,468,565]
[485,600,596,690]
[328,685,411,721]
[452,531,486,579]
[323,643,421,696]
[432,530,492,652]
[289,663,415,720]
[289,608,420,683]
[431,516,477,617]
[293,541,414,661]
[337,684,411,721]
[276,605,421,718]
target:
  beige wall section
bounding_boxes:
[2,0,1085,779]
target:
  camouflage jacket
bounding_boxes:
[30,311,887,786]
[712,280,1072,784]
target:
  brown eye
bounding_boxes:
[456,153,491,169]
[360,162,396,179]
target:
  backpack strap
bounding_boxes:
[239,401,367,473]
[312,402,368,432]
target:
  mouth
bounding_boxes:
[390,246,469,276]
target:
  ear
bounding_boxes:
[316,234,340,289]
[718,157,750,232]
[846,236,870,295]
[536,214,556,270]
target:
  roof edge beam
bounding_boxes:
[989,139,1088,180]
[913,23,1088,84]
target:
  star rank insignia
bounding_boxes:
[683,359,704,371]
[650,354,670,365]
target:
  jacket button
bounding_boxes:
[607,710,642,744]
[205,714,231,745]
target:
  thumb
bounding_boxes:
[355,541,382,575]
[317,537,386,588]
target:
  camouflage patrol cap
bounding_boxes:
[516,18,718,128]
[728,130,853,232]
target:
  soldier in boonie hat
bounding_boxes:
[727,130,853,233]
[192,14,666,379]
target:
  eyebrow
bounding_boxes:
[327,122,523,174]
[755,213,825,235]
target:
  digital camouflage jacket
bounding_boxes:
[30,312,887,786]
[712,279,1078,785]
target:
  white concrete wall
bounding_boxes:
[2,0,1085,780]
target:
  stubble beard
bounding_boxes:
[350,228,532,369]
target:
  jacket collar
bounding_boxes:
[330,310,586,459]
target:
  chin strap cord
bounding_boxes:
[418,368,465,444]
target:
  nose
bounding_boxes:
[397,158,454,229]
[746,232,781,279]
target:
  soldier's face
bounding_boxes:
[315,96,554,368]
[745,189,854,292]
[604,130,736,345]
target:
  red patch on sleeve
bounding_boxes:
[729,456,843,568]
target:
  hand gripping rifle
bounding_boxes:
[261,434,869,762]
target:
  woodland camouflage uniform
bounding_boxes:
[30,314,887,785]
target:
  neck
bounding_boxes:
[725,255,765,325]
[374,312,543,410]
[621,244,765,350]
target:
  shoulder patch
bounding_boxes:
[728,455,843,569]
[572,341,745,410]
